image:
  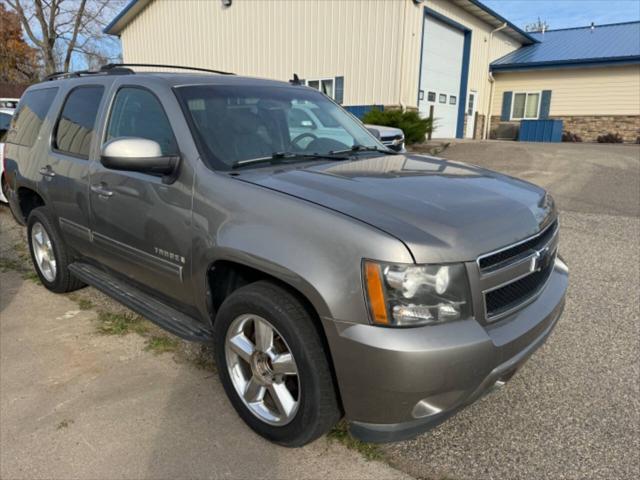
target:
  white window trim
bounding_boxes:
[305,78,335,100]
[510,91,542,121]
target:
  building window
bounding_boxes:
[449,96,457,105]
[428,91,436,102]
[439,94,446,103]
[511,92,540,120]
[306,78,334,99]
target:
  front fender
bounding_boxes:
[190,166,414,327]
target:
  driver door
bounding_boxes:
[89,85,194,304]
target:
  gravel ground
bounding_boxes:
[384,142,640,480]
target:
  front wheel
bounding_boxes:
[214,281,341,446]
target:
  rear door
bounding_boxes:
[42,83,107,253]
[89,82,194,305]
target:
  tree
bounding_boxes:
[524,17,550,33]
[0,2,39,82]
[3,0,125,75]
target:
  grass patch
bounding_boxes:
[56,419,74,430]
[327,420,382,461]
[145,335,179,355]
[0,257,24,272]
[77,298,94,310]
[23,270,41,284]
[13,242,29,260]
[96,311,148,336]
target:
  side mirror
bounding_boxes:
[100,138,179,181]
[366,127,381,139]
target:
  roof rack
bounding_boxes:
[44,63,234,82]
[44,65,134,81]
[102,63,235,75]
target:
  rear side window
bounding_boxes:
[6,88,58,147]
[54,86,104,158]
[106,87,178,155]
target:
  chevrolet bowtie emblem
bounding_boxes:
[529,251,541,273]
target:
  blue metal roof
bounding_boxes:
[491,21,640,71]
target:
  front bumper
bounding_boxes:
[322,257,568,443]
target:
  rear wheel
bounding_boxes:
[214,281,341,446]
[27,207,84,293]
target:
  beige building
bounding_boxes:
[105,0,640,142]
[489,22,640,142]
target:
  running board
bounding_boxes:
[68,262,212,342]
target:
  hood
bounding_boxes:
[236,154,556,263]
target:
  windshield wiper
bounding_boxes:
[231,151,349,169]
[330,145,396,156]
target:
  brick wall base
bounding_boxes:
[555,116,640,143]
[488,115,640,143]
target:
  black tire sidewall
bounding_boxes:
[27,207,69,292]
[214,282,337,446]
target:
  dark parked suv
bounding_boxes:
[3,65,568,446]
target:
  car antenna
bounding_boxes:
[289,73,302,85]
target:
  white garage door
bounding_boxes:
[418,16,465,139]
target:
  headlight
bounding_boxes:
[363,260,471,327]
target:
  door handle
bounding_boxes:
[39,166,56,178]
[91,184,114,198]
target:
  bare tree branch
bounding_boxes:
[63,0,87,71]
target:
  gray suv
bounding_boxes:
[3,65,568,446]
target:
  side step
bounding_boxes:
[68,262,212,342]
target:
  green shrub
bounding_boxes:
[562,131,582,143]
[597,132,623,143]
[362,108,432,145]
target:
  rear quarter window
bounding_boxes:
[6,88,58,147]
[54,85,104,158]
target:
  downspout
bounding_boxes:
[483,22,507,139]
[397,0,409,112]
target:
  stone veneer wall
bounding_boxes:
[489,115,640,143]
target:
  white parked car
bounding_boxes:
[0,98,20,110]
[1,108,14,203]
[286,102,405,152]
[364,124,406,152]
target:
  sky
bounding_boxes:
[482,0,640,30]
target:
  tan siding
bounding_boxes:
[491,66,640,116]
[120,0,405,106]
[118,0,526,114]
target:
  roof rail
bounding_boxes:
[101,63,235,75]
[44,66,135,81]
[43,63,234,82]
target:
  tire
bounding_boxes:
[213,280,341,447]
[1,174,8,203]
[27,207,84,293]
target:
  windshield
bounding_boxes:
[175,85,383,170]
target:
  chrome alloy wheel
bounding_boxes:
[225,314,300,426]
[31,222,57,282]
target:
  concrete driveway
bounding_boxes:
[384,141,639,479]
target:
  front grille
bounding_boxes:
[479,221,557,270]
[485,253,555,319]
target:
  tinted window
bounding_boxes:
[0,112,12,131]
[6,88,58,147]
[176,85,380,169]
[54,86,104,158]
[287,108,315,129]
[106,87,178,155]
